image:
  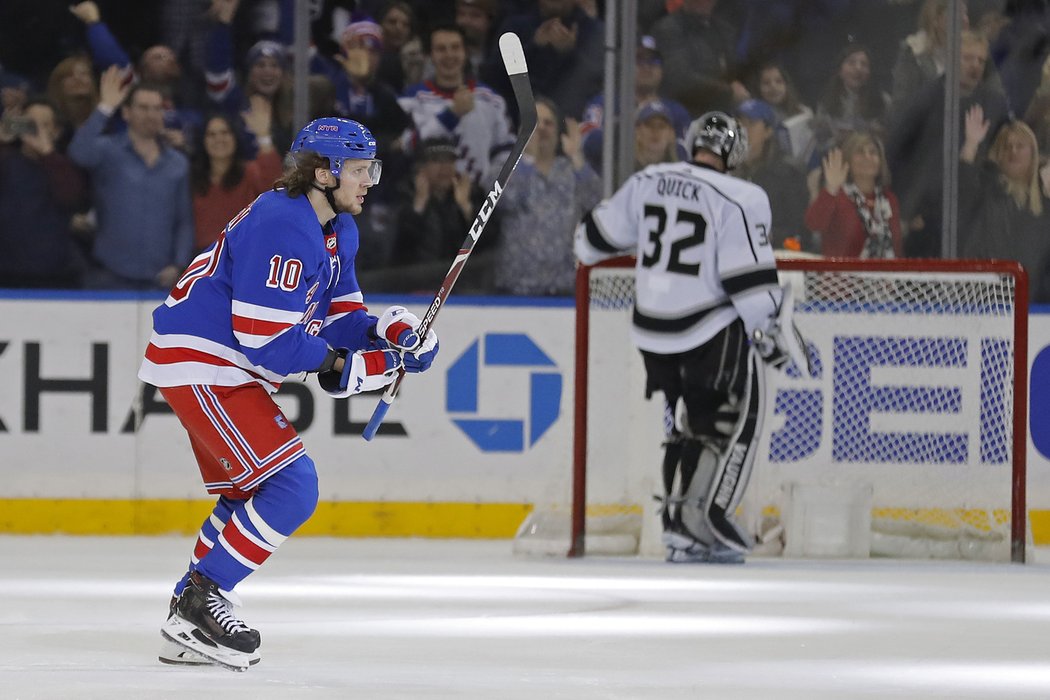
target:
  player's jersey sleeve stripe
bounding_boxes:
[230,300,303,324]
[583,211,620,253]
[327,300,367,316]
[230,300,302,348]
[722,267,780,296]
[331,291,364,303]
[231,315,293,337]
[632,300,732,333]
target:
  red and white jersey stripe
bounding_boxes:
[140,332,284,392]
[321,291,366,329]
[231,300,303,349]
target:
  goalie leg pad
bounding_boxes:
[675,439,722,546]
[704,351,767,553]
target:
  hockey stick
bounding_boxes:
[362,32,537,441]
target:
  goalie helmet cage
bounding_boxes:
[563,256,1028,563]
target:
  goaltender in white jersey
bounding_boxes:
[574,112,810,563]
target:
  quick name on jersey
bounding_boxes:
[656,176,702,201]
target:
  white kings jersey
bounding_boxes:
[574,161,782,355]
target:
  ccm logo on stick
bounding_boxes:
[469,182,503,241]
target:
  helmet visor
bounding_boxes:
[340,158,383,186]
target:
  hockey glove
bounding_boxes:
[376,305,423,351]
[317,348,403,398]
[402,329,439,373]
[752,320,813,377]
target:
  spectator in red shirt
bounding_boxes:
[805,130,902,258]
[190,113,281,252]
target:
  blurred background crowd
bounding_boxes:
[2,0,1050,301]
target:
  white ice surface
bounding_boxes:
[3,536,1050,699]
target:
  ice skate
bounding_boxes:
[160,572,261,672]
[158,595,259,667]
[663,524,747,564]
[663,527,712,563]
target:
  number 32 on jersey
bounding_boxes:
[640,204,769,276]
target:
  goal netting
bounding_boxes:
[515,257,1028,562]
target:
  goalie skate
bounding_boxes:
[663,529,745,564]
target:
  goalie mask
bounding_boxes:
[686,112,749,171]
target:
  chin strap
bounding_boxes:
[311,180,340,212]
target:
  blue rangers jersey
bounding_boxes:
[138,189,377,393]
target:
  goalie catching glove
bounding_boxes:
[317,348,402,398]
[376,305,423,351]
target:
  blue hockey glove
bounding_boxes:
[402,330,439,373]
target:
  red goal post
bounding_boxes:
[568,256,1029,562]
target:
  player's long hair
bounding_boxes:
[276,151,329,197]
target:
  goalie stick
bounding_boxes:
[362,32,537,440]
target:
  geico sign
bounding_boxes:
[768,334,1013,465]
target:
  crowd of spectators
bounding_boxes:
[1,0,1050,301]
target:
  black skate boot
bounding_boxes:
[158,596,212,666]
[161,572,261,671]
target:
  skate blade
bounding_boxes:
[160,618,258,672]
[158,638,214,666]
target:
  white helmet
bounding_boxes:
[685,111,749,170]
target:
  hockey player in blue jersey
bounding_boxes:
[138,117,439,671]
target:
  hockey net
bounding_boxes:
[515,256,1029,562]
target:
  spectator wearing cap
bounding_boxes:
[382,136,490,292]
[649,0,748,116]
[484,0,605,120]
[204,0,294,156]
[634,101,683,170]
[332,19,412,162]
[0,70,30,122]
[733,99,813,252]
[69,1,205,151]
[329,17,414,269]
[579,35,691,171]
[489,96,600,296]
[399,24,515,188]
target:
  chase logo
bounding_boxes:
[446,333,561,452]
